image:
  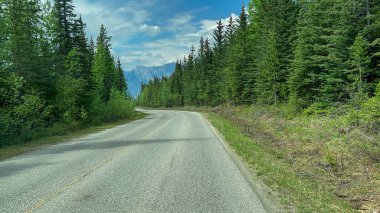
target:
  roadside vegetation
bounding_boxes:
[137,0,380,211]
[0,111,146,161]
[0,0,134,147]
[207,105,379,212]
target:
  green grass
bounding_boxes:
[206,112,354,212]
[0,111,147,161]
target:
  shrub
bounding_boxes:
[361,82,380,132]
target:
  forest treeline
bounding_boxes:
[0,0,133,146]
[138,0,380,127]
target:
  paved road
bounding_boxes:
[0,110,267,213]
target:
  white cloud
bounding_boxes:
[189,13,239,39]
[73,0,239,70]
[139,24,161,36]
[119,12,239,70]
[74,0,153,45]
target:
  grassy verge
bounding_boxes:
[0,111,147,161]
[206,111,357,212]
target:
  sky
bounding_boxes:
[73,0,244,70]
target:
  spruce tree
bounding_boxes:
[249,0,299,104]
[115,57,127,94]
[92,25,117,102]
[3,0,41,87]
[211,20,226,106]
[72,16,92,80]
[348,35,371,106]
[0,1,6,69]
[237,5,250,104]
[255,30,280,105]
[53,0,76,61]
[225,16,236,46]
[362,0,380,94]
[288,0,357,110]
[56,48,86,122]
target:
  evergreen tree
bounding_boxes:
[255,30,280,105]
[92,24,117,102]
[249,0,299,104]
[3,0,41,82]
[72,16,92,80]
[236,5,249,103]
[56,48,87,122]
[170,60,183,106]
[89,37,95,65]
[53,0,76,61]
[0,0,134,146]
[210,20,226,106]
[183,46,197,105]
[288,0,357,110]
[0,1,6,69]
[223,16,237,103]
[225,16,236,46]
[115,57,127,94]
[362,0,380,94]
[348,35,371,106]
[203,38,214,105]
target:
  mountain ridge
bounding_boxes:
[125,62,176,97]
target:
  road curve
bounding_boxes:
[0,110,267,213]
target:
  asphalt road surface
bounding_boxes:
[0,110,268,213]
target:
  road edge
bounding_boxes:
[0,112,147,161]
[201,113,281,213]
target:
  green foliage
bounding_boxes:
[0,0,134,147]
[105,88,135,121]
[138,0,380,115]
[0,93,48,146]
[348,34,371,106]
[92,25,118,102]
[303,102,332,116]
[361,81,380,131]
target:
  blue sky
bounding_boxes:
[73,0,244,70]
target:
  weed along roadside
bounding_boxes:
[203,105,380,212]
[0,112,147,161]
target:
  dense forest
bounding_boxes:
[0,0,133,146]
[138,0,380,127]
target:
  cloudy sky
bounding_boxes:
[73,0,243,70]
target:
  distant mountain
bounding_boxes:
[125,63,176,98]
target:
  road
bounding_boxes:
[0,110,268,213]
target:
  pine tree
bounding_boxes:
[248,0,299,104]
[223,16,237,103]
[255,30,280,105]
[214,20,225,52]
[225,16,236,46]
[362,0,380,94]
[288,0,357,110]
[348,35,371,106]
[210,20,226,106]
[89,37,95,65]
[0,1,6,69]
[226,6,249,104]
[183,46,197,106]
[170,60,183,106]
[2,0,42,87]
[92,25,117,102]
[203,38,214,105]
[115,57,127,94]
[56,48,87,122]
[72,16,92,80]
[237,5,250,104]
[196,37,206,105]
[53,0,76,61]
